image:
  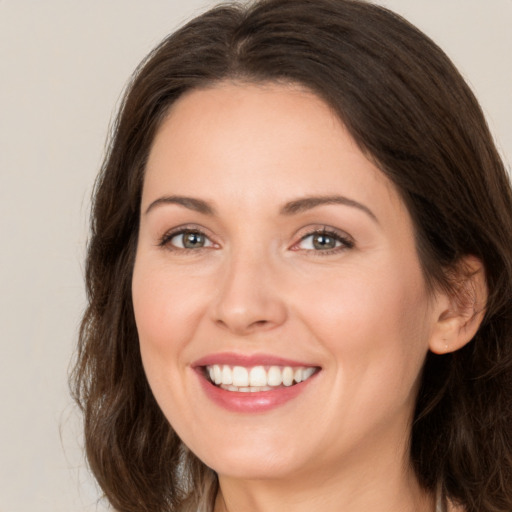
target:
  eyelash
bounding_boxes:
[158,226,354,256]
[293,227,354,256]
[158,225,215,252]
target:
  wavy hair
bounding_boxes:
[71,1,512,511]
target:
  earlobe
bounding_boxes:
[429,256,487,355]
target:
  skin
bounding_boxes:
[132,82,482,512]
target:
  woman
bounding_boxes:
[71,0,512,511]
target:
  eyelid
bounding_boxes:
[157,223,354,254]
[290,226,355,253]
[158,224,218,250]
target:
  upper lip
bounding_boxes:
[192,352,319,368]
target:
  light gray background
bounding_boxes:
[0,1,510,511]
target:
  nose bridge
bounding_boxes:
[212,242,287,335]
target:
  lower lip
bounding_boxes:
[195,370,318,413]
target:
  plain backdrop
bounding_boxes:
[0,1,510,511]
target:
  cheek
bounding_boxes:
[297,259,431,398]
[131,258,210,367]
[131,258,214,428]
[300,260,426,336]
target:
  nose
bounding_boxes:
[210,250,288,336]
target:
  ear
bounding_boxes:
[429,256,487,355]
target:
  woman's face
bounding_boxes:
[132,83,442,482]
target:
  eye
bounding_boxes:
[161,229,214,250]
[295,229,354,253]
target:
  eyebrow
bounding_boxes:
[145,194,377,223]
[145,195,216,216]
[280,195,378,223]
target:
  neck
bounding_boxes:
[214,435,435,512]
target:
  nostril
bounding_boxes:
[246,319,273,332]
[214,317,270,333]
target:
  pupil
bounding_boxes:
[184,232,204,248]
[313,234,336,250]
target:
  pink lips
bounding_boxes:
[193,352,315,368]
[192,352,320,413]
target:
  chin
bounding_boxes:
[192,438,307,480]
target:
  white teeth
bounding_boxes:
[282,366,294,386]
[206,363,318,390]
[249,366,267,387]
[232,366,249,387]
[222,365,233,385]
[303,367,316,380]
[267,366,282,386]
[213,365,222,385]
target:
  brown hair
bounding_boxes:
[71,1,512,511]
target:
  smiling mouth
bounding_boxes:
[203,364,319,392]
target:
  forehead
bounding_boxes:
[143,82,403,221]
